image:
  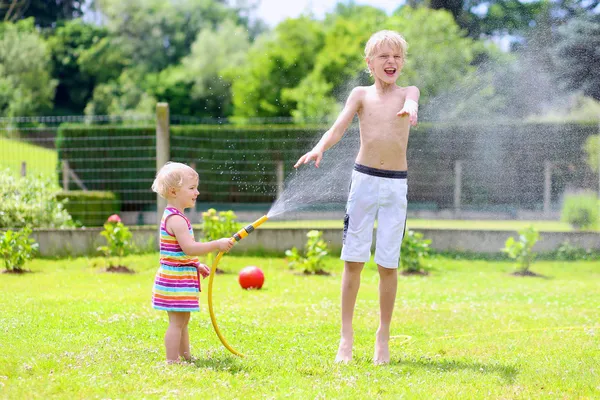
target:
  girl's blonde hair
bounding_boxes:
[151,162,198,199]
[364,30,408,60]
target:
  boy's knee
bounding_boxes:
[345,261,364,273]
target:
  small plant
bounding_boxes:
[502,226,540,275]
[400,230,432,275]
[97,214,134,271]
[0,226,38,273]
[201,209,241,242]
[285,230,329,275]
[561,192,599,230]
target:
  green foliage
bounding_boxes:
[200,209,241,242]
[0,18,56,117]
[553,241,600,261]
[561,192,600,230]
[555,15,600,100]
[47,19,110,114]
[0,227,38,272]
[584,135,599,172]
[55,191,120,227]
[502,226,540,273]
[400,230,432,273]
[0,170,73,229]
[97,218,134,266]
[285,230,329,274]
[0,0,83,27]
[231,17,326,119]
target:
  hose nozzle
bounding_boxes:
[232,215,268,242]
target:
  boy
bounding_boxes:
[294,30,419,365]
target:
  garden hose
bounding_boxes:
[207,215,268,357]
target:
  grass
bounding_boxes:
[1,254,599,399]
[0,137,58,177]
[261,219,576,232]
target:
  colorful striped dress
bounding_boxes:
[152,207,201,312]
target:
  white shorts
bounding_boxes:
[340,164,408,269]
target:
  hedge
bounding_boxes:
[56,122,599,212]
[55,190,120,227]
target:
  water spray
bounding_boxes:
[207,215,268,357]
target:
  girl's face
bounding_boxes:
[367,43,404,84]
[171,173,199,209]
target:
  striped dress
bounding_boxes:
[152,207,201,312]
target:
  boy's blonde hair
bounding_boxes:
[151,162,198,199]
[364,30,408,60]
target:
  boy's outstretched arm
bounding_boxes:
[294,87,364,168]
[397,86,420,126]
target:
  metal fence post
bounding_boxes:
[276,160,284,199]
[454,160,462,216]
[544,160,552,217]
[156,103,170,224]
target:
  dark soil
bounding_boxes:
[511,270,546,278]
[2,269,33,274]
[106,265,135,274]
[400,270,430,276]
[303,269,331,276]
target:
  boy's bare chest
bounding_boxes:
[359,95,406,122]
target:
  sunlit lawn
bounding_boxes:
[1,253,599,399]
[0,137,57,177]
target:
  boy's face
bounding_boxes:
[367,43,404,84]
[171,173,199,208]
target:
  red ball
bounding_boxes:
[238,266,264,290]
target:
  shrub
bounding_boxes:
[552,241,600,261]
[503,226,540,274]
[201,209,241,242]
[97,215,134,268]
[400,230,432,274]
[0,227,38,272]
[285,230,329,275]
[561,192,599,230]
[0,170,73,229]
[55,190,120,227]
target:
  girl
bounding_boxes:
[151,162,233,363]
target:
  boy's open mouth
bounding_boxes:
[384,67,396,76]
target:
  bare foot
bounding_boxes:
[335,336,353,363]
[374,331,390,365]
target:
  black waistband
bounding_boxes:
[354,163,407,179]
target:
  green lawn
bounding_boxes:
[1,254,599,398]
[261,219,576,232]
[0,137,57,177]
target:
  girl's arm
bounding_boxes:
[167,215,233,256]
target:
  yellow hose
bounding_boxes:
[206,215,269,358]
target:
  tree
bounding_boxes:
[0,18,56,117]
[92,0,242,73]
[48,19,110,114]
[554,15,600,100]
[0,0,83,27]
[231,17,326,119]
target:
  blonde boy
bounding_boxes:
[295,30,419,364]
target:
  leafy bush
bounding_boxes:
[55,190,120,227]
[0,170,73,229]
[552,241,600,261]
[400,230,432,274]
[0,226,38,272]
[97,214,134,267]
[285,230,329,274]
[201,209,241,242]
[561,192,599,230]
[502,226,540,274]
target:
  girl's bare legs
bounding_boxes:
[374,265,398,365]
[165,311,190,363]
[179,312,192,361]
[335,261,364,363]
